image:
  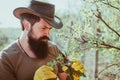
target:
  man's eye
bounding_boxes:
[42,28,46,29]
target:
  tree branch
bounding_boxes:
[101,41,120,50]
[93,6,120,37]
[102,2,120,12]
[93,41,120,50]
[98,62,120,75]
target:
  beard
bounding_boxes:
[28,31,50,59]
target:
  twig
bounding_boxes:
[93,5,120,37]
[101,41,120,50]
[102,2,120,12]
[98,63,120,75]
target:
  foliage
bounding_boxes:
[46,54,86,80]
[51,0,120,79]
[0,28,21,50]
[0,0,120,79]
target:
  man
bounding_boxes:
[0,0,68,80]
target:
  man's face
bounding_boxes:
[28,19,52,59]
[29,19,52,41]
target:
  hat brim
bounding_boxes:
[13,7,63,29]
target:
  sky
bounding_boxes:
[0,0,30,28]
[0,0,83,28]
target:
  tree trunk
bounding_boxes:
[95,49,99,80]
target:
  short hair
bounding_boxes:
[20,13,40,30]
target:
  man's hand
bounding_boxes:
[34,65,57,80]
[58,72,69,80]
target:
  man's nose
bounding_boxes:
[44,30,50,36]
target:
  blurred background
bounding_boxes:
[0,0,120,80]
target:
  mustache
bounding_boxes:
[39,36,50,40]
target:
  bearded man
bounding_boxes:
[0,0,68,80]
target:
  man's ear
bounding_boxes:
[23,19,31,31]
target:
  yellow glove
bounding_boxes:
[34,65,57,80]
[71,59,86,73]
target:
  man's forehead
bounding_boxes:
[40,19,52,28]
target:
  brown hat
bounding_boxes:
[13,0,63,29]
